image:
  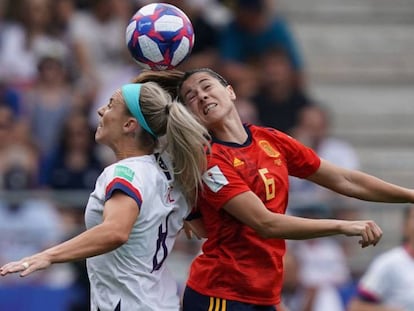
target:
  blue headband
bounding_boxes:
[121,83,157,138]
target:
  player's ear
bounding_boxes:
[227,85,236,101]
[124,117,138,133]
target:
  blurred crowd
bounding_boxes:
[0,0,393,310]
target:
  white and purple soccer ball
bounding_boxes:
[126,3,195,70]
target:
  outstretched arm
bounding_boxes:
[307,159,414,203]
[223,191,382,247]
[0,192,138,277]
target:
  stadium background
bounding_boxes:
[0,0,413,309]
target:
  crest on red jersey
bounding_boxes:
[258,140,280,158]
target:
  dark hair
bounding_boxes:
[132,68,229,105]
[177,68,229,102]
[131,69,185,99]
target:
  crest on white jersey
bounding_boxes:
[203,165,229,193]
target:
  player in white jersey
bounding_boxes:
[348,205,414,311]
[0,80,210,311]
[85,154,188,310]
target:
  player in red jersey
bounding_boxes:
[126,68,414,310]
[177,68,414,311]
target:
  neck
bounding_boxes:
[110,137,153,161]
[114,150,150,161]
[210,117,248,144]
[112,143,151,161]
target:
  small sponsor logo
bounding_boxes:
[233,157,245,167]
[114,165,135,182]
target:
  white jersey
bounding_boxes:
[84,154,189,311]
[357,246,414,310]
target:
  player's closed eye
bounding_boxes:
[187,95,197,104]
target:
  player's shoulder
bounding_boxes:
[371,246,406,267]
[248,123,293,143]
[103,156,157,180]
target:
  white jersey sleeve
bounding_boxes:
[357,246,414,310]
[84,154,189,311]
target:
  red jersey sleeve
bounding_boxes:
[273,130,321,178]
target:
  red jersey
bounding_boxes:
[186,124,321,305]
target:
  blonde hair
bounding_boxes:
[137,82,210,204]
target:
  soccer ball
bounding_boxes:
[126,3,195,70]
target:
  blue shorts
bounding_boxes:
[182,286,277,311]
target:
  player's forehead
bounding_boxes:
[112,89,124,103]
[181,72,218,91]
[110,89,127,109]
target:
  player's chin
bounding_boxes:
[94,130,104,144]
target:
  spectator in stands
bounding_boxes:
[287,235,352,309]
[0,173,66,286]
[0,104,67,286]
[24,53,74,163]
[161,0,222,70]
[288,104,361,226]
[0,104,39,190]
[282,249,345,311]
[40,110,104,191]
[348,204,414,311]
[48,0,85,89]
[290,104,360,204]
[291,105,360,171]
[67,0,132,99]
[287,104,362,311]
[0,0,69,89]
[254,46,313,134]
[219,0,304,87]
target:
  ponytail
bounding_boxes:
[138,82,210,204]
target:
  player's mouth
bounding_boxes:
[203,103,217,115]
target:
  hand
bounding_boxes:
[182,219,207,240]
[182,221,202,240]
[340,220,383,248]
[0,253,52,277]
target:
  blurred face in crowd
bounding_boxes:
[37,57,66,85]
[260,49,295,95]
[235,2,269,33]
[297,106,328,141]
[23,0,51,29]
